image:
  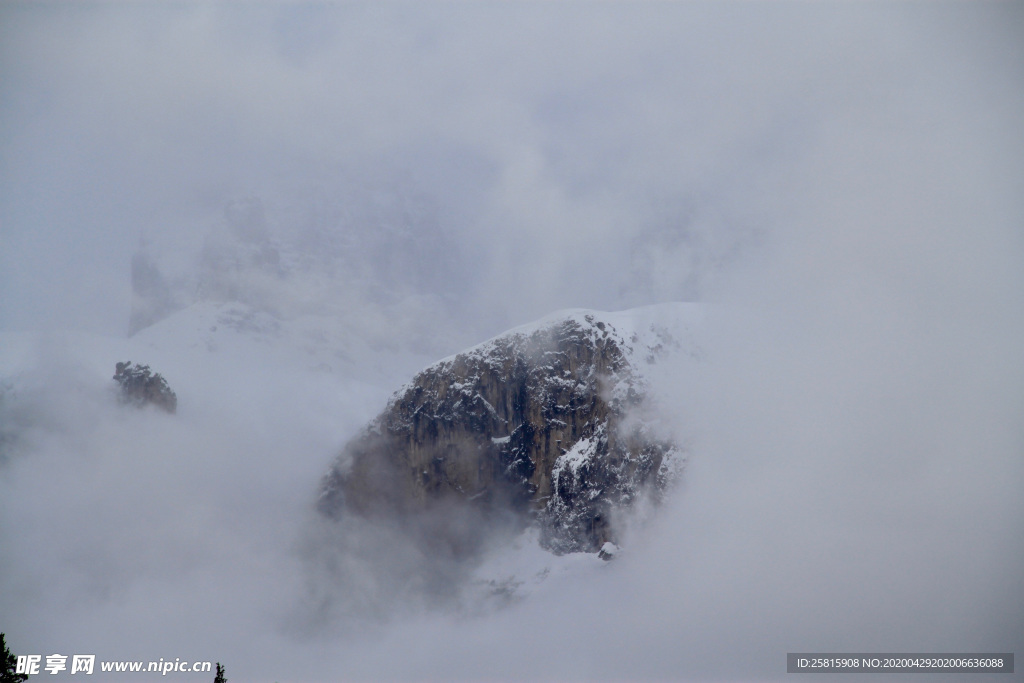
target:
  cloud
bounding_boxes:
[1,1,1022,680]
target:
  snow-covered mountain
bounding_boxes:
[126,184,478,360]
[0,298,703,624]
[319,303,703,557]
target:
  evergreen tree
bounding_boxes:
[213,662,226,683]
[113,361,177,413]
[0,633,28,683]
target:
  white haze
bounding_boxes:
[1,2,1022,681]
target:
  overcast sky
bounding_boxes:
[2,2,1017,340]
[1,2,1023,681]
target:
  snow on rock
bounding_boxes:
[464,527,609,610]
[319,302,701,555]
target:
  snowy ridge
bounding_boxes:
[430,302,702,373]
[386,302,703,415]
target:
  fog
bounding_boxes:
[1,2,1022,681]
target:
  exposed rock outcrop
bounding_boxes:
[319,305,697,554]
[113,361,177,413]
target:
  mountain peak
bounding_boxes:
[319,303,699,555]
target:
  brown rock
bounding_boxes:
[319,311,682,554]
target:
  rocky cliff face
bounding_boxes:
[319,305,696,554]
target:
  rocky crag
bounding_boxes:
[113,361,178,414]
[319,305,698,555]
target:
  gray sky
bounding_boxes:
[1,2,1022,681]
[4,2,1017,340]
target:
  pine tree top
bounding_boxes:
[113,361,178,413]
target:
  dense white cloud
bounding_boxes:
[1,2,1022,681]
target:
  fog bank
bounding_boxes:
[1,2,1022,681]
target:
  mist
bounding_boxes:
[2,2,1022,681]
